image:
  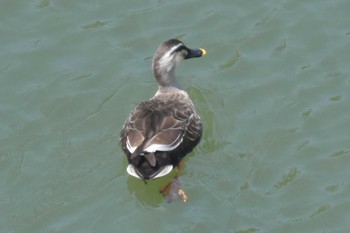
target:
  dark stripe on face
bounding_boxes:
[170,44,186,55]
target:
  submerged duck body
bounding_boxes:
[120,39,206,180]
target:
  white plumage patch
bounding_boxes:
[126,164,141,179]
[126,138,137,153]
[152,165,173,179]
[126,164,173,179]
[144,135,183,153]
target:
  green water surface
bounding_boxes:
[1,0,350,232]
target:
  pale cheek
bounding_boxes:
[174,55,184,67]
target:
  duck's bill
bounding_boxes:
[185,48,207,59]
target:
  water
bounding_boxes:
[1,0,350,232]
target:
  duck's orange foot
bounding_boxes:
[178,188,188,203]
[160,177,188,203]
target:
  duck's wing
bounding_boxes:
[120,105,148,155]
[142,114,186,153]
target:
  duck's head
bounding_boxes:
[152,39,206,88]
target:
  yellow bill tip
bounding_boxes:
[200,48,207,56]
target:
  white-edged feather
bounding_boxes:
[126,138,137,153]
[152,165,173,179]
[144,136,183,153]
[126,164,141,179]
[126,164,174,179]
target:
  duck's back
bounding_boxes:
[120,92,202,179]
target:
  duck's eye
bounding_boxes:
[170,45,185,55]
[175,45,186,53]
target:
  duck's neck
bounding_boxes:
[157,85,181,94]
[153,64,182,90]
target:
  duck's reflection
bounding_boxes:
[127,170,188,206]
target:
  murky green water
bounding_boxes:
[1,0,350,232]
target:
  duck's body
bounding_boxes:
[120,39,206,180]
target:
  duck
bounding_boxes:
[120,38,206,180]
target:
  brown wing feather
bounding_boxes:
[120,98,196,154]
